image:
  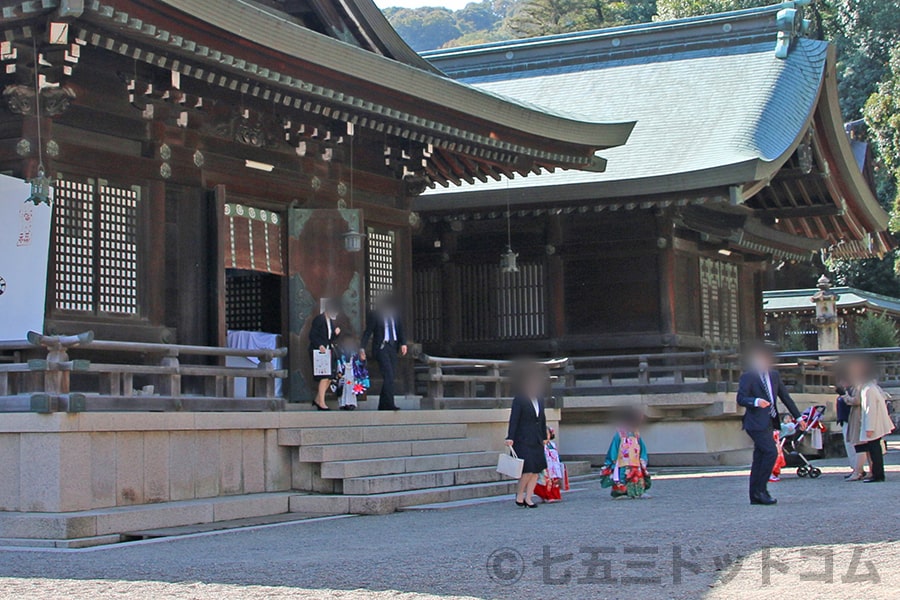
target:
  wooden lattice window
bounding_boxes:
[53,178,141,316]
[98,183,139,314]
[497,263,545,340]
[413,267,442,343]
[226,272,264,331]
[367,228,395,307]
[457,262,546,342]
[700,257,740,348]
[53,179,95,312]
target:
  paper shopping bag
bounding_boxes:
[312,348,332,377]
[496,447,524,479]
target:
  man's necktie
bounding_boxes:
[762,373,777,418]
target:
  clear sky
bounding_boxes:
[374,0,472,9]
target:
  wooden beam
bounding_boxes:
[753,204,843,219]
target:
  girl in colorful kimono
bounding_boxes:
[332,334,370,411]
[600,408,651,499]
[535,428,566,502]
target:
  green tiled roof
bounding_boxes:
[763,287,900,314]
[418,5,827,205]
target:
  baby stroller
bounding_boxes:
[778,405,827,479]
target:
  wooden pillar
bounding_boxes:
[545,214,566,345]
[656,210,677,346]
[144,180,166,326]
[440,228,460,355]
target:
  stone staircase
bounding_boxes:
[280,422,589,514]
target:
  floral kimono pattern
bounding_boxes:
[331,353,370,408]
[600,429,650,498]
[535,441,567,502]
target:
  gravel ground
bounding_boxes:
[1,439,898,600]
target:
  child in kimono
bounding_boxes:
[770,416,797,482]
[332,334,370,411]
[600,408,651,499]
[535,428,566,502]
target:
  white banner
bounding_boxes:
[0,175,52,340]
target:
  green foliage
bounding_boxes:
[384,0,657,50]
[864,46,900,223]
[781,315,810,352]
[655,0,767,20]
[854,311,900,349]
[828,251,900,298]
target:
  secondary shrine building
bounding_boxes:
[414,4,892,358]
[0,0,632,400]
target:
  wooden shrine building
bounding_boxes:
[413,2,893,359]
[0,0,633,400]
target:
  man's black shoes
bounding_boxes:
[750,494,777,506]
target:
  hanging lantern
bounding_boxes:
[343,227,365,253]
[500,245,519,273]
[27,164,52,206]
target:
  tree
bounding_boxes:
[384,7,463,51]
[864,46,900,224]
[854,311,899,349]
[781,315,810,352]
[656,0,767,20]
[506,0,656,38]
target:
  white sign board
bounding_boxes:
[0,175,52,340]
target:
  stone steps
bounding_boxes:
[279,423,467,446]
[298,437,485,462]
[320,450,498,479]
[289,479,521,515]
[342,466,506,495]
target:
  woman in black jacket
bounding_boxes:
[308,298,341,411]
[505,366,548,508]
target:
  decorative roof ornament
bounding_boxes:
[775,1,812,59]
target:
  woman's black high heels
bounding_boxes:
[515,500,526,507]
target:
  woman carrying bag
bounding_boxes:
[308,298,341,411]
[504,366,548,509]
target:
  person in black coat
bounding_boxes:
[308,298,341,411]
[736,343,802,505]
[361,294,407,411]
[505,365,548,508]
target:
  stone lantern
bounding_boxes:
[810,275,840,351]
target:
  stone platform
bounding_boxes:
[0,409,558,547]
[0,393,838,547]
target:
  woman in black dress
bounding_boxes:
[505,366,548,508]
[308,298,341,411]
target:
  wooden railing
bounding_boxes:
[0,331,287,413]
[559,351,740,396]
[416,355,567,408]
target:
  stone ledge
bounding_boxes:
[0,492,295,544]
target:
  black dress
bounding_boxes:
[308,313,337,381]
[507,396,548,474]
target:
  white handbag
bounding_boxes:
[496,446,524,479]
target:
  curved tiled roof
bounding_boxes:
[763,287,900,315]
[421,35,827,202]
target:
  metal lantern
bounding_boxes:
[27,164,52,206]
[500,245,519,273]
[343,228,365,253]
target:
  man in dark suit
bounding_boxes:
[737,343,802,505]
[361,294,407,411]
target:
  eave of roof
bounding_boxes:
[0,0,635,178]
[152,0,634,151]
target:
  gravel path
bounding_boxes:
[1,440,898,600]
